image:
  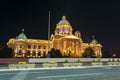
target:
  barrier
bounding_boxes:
[8,63,35,69]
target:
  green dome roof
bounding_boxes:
[58,16,70,25]
[18,32,27,39]
[91,39,98,44]
[75,30,80,33]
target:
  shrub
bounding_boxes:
[92,59,101,63]
[108,59,111,62]
[64,59,69,63]
[9,62,17,64]
[50,61,57,64]
[18,62,27,64]
[116,59,119,62]
[92,59,95,62]
[112,59,115,62]
[97,58,101,62]
[77,59,81,63]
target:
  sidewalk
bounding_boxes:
[1,65,120,71]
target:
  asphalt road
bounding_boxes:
[0,66,120,80]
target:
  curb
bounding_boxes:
[1,65,120,71]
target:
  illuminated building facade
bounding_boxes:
[7,16,102,58]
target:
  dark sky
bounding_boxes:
[0,0,119,52]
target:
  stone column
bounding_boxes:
[14,44,18,57]
[99,47,102,57]
[63,40,67,56]
[73,42,75,57]
[36,44,38,57]
[76,42,78,57]
[22,44,27,57]
[30,44,33,57]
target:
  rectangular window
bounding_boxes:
[34,45,36,49]
[44,46,46,49]
[28,45,31,49]
[38,45,41,49]
[20,45,22,48]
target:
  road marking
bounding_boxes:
[0,72,16,75]
[36,73,102,79]
[29,71,45,74]
[104,67,112,69]
[10,71,28,80]
[0,71,44,76]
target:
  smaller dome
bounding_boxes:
[91,39,98,44]
[58,16,70,25]
[75,30,81,37]
[75,30,81,34]
[18,32,27,39]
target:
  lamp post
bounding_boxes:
[47,11,50,58]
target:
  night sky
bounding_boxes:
[0,0,119,52]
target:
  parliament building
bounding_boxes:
[7,16,102,58]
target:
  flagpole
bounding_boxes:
[48,11,50,57]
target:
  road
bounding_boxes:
[0,66,120,80]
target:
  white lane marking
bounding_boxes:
[10,71,28,80]
[0,71,44,76]
[29,71,45,74]
[0,72,15,75]
[36,73,102,79]
[104,67,112,69]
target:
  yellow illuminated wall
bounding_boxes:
[7,16,102,58]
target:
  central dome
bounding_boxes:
[58,16,70,25]
[55,16,73,36]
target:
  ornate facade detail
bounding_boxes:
[7,16,102,58]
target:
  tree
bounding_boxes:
[55,49,63,58]
[82,47,95,58]
[49,48,56,58]
[102,51,111,58]
[49,48,63,58]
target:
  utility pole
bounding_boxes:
[47,11,50,57]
